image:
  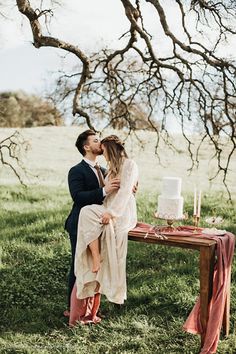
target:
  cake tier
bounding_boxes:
[157,195,184,219]
[162,177,182,198]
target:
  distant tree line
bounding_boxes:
[0,91,63,128]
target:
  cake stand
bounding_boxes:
[154,212,188,231]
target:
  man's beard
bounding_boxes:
[91,147,103,155]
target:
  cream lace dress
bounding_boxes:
[74,158,138,304]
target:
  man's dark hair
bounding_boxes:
[75,129,96,156]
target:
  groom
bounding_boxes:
[64,129,120,313]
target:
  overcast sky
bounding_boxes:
[0,1,235,98]
[0,0,133,93]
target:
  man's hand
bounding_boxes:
[104,178,120,194]
[101,212,112,224]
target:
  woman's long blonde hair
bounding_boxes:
[101,135,128,178]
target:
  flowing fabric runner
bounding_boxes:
[131,222,235,354]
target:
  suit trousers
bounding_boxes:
[68,232,77,309]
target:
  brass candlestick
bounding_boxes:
[193,214,200,227]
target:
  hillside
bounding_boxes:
[0,127,235,198]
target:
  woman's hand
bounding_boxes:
[101,212,112,224]
[104,178,120,194]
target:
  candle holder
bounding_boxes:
[193,214,200,227]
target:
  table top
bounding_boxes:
[128,229,217,250]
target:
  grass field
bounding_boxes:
[0,127,235,353]
[0,185,235,354]
[0,127,235,196]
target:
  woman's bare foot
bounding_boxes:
[92,254,101,273]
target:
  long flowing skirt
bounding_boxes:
[74,204,132,304]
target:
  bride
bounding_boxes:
[74,135,138,309]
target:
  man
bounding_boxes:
[64,129,120,314]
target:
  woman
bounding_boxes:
[71,135,138,323]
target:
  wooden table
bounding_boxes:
[128,229,231,347]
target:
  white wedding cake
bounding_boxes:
[157,177,184,219]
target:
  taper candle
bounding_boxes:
[193,188,197,215]
[197,190,201,217]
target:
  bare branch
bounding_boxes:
[16,0,93,126]
[14,0,236,197]
[0,131,30,185]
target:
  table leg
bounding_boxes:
[222,266,231,336]
[199,245,215,346]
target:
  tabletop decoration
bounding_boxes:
[193,188,201,227]
[153,211,188,234]
[203,216,226,236]
[205,216,224,225]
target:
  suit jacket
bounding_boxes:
[65,159,106,235]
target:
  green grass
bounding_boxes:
[0,185,235,354]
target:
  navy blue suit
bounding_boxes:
[65,159,106,307]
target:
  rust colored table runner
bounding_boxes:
[128,223,235,354]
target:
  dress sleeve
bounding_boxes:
[107,159,138,218]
